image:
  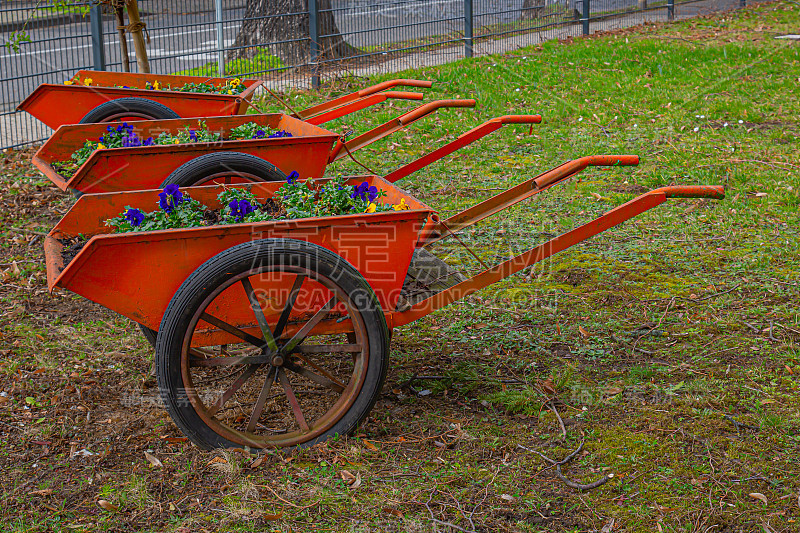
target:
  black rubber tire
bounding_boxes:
[139,324,158,348]
[155,238,389,450]
[159,152,287,188]
[79,97,180,124]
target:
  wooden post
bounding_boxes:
[126,0,150,73]
[115,2,130,72]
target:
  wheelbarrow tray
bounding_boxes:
[18,70,262,129]
[33,114,339,194]
[44,177,434,340]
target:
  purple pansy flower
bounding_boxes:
[124,208,144,227]
[158,184,185,213]
[268,130,293,139]
[351,181,378,202]
[189,130,197,142]
[286,170,299,185]
[228,199,255,221]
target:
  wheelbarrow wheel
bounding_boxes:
[79,97,180,124]
[156,239,389,450]
[160,152,287,188]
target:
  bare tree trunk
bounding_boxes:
[229,0,360,65]
[126,0,150,73]
[520,0,546,19]
[115,3,130,72]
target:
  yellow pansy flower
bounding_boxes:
[231,78,242,86]
[364,203,377,213]
[172,138,180,144]
[97,143,106,149]
[84,78,93,86]
[153,80,161,90]
[64,80,74,85]
[392,198,409,211]
[227,90,233,95]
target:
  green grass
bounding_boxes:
[2,1,800,531]
[172,49,284,77]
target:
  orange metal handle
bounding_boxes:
[400,99,476,124]
[381,91,425,100]
[496,115,543,124]
[533,155,639,189]
[357,79,433,97]
[657,185,725,199]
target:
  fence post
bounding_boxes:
[309,0,321,89]
[582,0,590,35]
[740,0,746,7]
[90,4,106,71]
[215,0,225,76]
[667,0,674,20]
[464,0,473,58]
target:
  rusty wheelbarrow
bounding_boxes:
[18,70,437,128]
[44,156,724,450]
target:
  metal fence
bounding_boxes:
[2,0,752,150]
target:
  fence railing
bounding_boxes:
[2,0,753,150]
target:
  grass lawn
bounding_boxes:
[1,1,798,531]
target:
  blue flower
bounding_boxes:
[124,208,144,227]
[268,130,293,139]
[254,129,266,139]
[351,181,377,202]
[286,170,299,185]
[189,130,197,142]
[143,137,154,146]
[106,125,114,132]
[158,184,184,213]
[228,199,255,221]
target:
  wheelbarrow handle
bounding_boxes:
[655,185,725,199]
[295,79,433,120]
[306,91,425,125]
[399,99,476,124]
[357,79,433,97]
[533,155,639,188]
[329,99,477,162]
[385,113,543,183]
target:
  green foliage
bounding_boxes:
[277,175,392,219]
[228,122,274,140]
[4,31,31,53]
[173,50,284,77]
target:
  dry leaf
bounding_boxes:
[263,512,284,520]
[30,489,54,496]
[207,456,227,466]
[97,499,119,512]
[500,494,515,502]
[362,439,378,451]
[383,507,404,518]
[749,492,768,505]
[144,451,163,468]
[754,192,768,197]
[250,455,265,469]
[351,472,362,489]
[604,386,624,395]
[538,379,557,396]
[579,326,590,338]
[340,470,356,484]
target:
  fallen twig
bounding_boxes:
[724,414,759,432]
[10,227,48,237]
[519,440,612,492]
[547,400,567,440]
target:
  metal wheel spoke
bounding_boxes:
[279,297,337,355]
[208,365,262,416]
[274,274,305,338]
[190,355,270,367]
[241,278,278,352]
[277,368,309,432]
[284,361,345,393]
[295,353,348,389]
[200,312,265,348]
[247,367,278,433]
[293,344,362,354]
